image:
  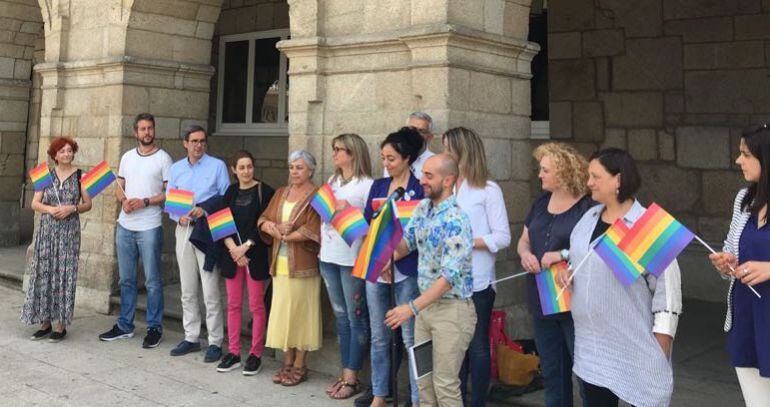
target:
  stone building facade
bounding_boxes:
[0,0,765,338]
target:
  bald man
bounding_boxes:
[385,154,476,407]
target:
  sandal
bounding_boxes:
[272,364,292,384]
[326,377,345,395]
[330,380,360,399]
[281,366,308,387]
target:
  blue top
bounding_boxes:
[729,215,770,377]
[524,192,595,318]
[364,173,423,278]
[167,154,230,222]
[403,196,474,299]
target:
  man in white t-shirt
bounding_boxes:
[383,111,436,180]
[98,113,173,349]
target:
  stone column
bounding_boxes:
[32,0,222,312]
[280,0,538,336]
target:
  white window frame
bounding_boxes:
[215,29,290,137]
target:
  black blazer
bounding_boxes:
[218,181,275,280]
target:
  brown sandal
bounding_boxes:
[272,364,292,384]
[330,380,360,399]
[326,377,345,395]
[281,366,308,386]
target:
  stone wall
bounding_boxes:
[0,0,42,246]
[547,0,770,301]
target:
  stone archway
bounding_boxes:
[0,0,44,246]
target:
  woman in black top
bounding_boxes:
[517,142,594,407]
[216,150,275,375]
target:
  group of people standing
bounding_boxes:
[19,109,770,406]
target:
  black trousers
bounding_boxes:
[582,380,636,407]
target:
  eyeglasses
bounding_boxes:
[333,146,350,154]
[187,139,207,145]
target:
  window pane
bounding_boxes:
[222,40,249,123]
[252,37,280,124]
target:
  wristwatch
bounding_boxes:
[560,249,570,261]
[143,198,150,207]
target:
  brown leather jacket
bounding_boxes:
[257,186,321,278]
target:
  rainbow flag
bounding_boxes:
[165,188,194,217]
[80,160,116,198]
[29,162,53,191]
[207,207,238,242]
[351,199,403,282]
[536,261,571,315]
[331,206,369,246]
[394,200,420,228]
[617,203,694,277]
[594,219,645,286]
[310,183,336,223]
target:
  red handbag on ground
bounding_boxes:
[489,309,524,379]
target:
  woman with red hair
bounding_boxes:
[21,136,92,342]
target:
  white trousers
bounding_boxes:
[175,224,223,346]
[736,367,770,407]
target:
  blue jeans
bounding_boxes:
[460,285,496,407]
[533,315,584,407]
[367,277,420,403]
[319,261,369,371]
[116,224,164,332]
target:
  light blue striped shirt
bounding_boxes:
[569,200,682,407]
[166,153,230,221]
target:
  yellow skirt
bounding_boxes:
[265,274,323,351]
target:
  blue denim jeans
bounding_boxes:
[460,285,496,407]
[319,261,369,371]
[367,277,419,403]
[533,314,584,407]
[116,224,164,332]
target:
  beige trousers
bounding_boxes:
[175,224,223,346]
[414,298,477,407]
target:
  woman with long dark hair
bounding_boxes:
[710,124,770,404]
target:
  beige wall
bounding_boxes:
[547,0,770,301]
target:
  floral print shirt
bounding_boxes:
[403,196,474,299]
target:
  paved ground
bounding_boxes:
[0,245,746,406]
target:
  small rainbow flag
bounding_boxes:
[80,160,116,198]
[165,188,194,217]
[310,183,336,223]
[207,207,238,242]
[29,162,53,191]
[594,219,644,286]
[617,203,694,277]
[394,200,420,228]
[331,206,369,246]
[352,199,403,282]
[536,261,571,315]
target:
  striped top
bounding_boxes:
[722,188,751,332]
[569,201,682,407]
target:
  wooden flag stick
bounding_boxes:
[693,234,761,299]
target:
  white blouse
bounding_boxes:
[454,179,512,292]
[319,175,374,266]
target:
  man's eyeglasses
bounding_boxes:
[188,139,207,145]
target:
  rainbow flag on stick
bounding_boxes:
[80,161,117,198]
[165,188,195,217]
[351,200,403,282]
[29,162,53,191]
[310,183,336,223]
[594,219,645,286]
[331,206,369,246]
[536,261,571,315]
[208,207,238,242]
[617,203,694,277]
[394,200,420,228]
